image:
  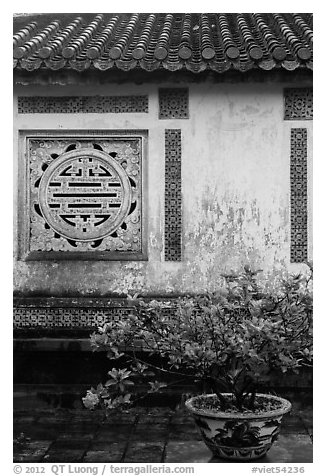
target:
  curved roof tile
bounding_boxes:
[13,13,313,73]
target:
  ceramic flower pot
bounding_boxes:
[185,393,292,461]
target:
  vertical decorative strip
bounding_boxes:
[290,128,308,262]
[165,129,182,261]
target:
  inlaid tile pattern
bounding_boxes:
[13,304,176,329]
[164,129,182,261]
[284,88,313,120]
[159,88,189,119]
[13,306,131,328]
[18,96,148,113]
[290,128,308,263]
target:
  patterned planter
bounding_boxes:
[185,393,292,461]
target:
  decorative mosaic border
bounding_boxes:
[14,306,131,329]
[290,128,308,263]
[18,96,148,114]
[284,88,313,120]
[164,129,182,261]
[13,298,176,330]
[159,88,189,119]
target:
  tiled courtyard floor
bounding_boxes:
[13,398,312,464]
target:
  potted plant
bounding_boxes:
[83,265,313,461]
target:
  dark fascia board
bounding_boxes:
[13,67,313,87]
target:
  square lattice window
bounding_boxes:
[284,88,313,120]
[18,130,148,260]
[159,88,189,119]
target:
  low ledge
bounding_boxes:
[14,338,92,352]
[14,296,130,307]
[14,337,147,351]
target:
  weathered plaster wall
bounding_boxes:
[13,79,313,297]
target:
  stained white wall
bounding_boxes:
[13,79,313,296]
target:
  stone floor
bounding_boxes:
[13,397,312,463]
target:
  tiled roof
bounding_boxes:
[13,13,313,73]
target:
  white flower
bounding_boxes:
[82,391,100,410]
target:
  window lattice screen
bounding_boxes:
[164,129,182,261]
[18,96,149,114]
[19,131,147,260]
[290,128,308,263]
[159,88,189,119]
[284,88,313,120]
